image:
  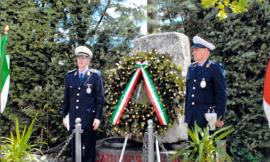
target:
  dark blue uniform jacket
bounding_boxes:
[61,69,104,129]
[184,60,227,128]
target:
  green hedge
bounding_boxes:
[194,3,270,161]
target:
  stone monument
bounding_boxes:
[132,32,191,142]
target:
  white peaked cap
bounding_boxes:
[75,46,93,58]
[192,36,216,51]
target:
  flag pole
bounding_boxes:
[0,27,3,154]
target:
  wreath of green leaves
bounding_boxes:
[104,51,185,140]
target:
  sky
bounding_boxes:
[58,0,148,45]
[106,0,148,35]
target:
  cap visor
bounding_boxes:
[192,43,207,49]
[76,53,90,57]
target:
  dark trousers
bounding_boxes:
[188,115,208,129]
[71,128,97,162]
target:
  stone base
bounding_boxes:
[96,144,182,162]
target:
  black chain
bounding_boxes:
[53,129,75,162]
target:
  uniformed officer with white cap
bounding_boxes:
[184,36,227,130]
[61,45,104,162]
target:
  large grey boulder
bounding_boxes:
[132,32,191,143]
[132,32,191,76]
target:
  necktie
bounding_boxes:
[79,73,83,81]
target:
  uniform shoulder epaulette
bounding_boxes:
[209,60,224,68]
[89,68,101,75]
[191,62,198,67]
[67,69,77,74]
[206,60,217,68]
[209,60,226,76]
[209,60,217,65]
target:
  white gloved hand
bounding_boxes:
[205,112,217,131]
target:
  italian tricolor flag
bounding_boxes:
[111,62,169,126]
[1,33,10,113]
[264,60,270,127]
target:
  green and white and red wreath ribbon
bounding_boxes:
[111,61,169,125]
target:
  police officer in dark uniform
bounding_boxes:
[184,36,227,130]
[61,46,104,162]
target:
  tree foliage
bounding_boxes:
[198,4,270,161]
[0,0,143,153]
[1,0,270,161]
[159,0,270,161]
[201,0,265,19]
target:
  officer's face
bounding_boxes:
[192,48,209,62]
[76,56,90,70]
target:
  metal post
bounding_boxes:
[119,134,130,162]
[147,119,154,162]
[75,118,82,162]
[155,137,161,162]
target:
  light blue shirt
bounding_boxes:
[79,67,89,78]
[198,60,207,66]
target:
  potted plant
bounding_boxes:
[172,124,234,162]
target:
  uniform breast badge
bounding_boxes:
[200,78,206,88]
[86,84,92,94]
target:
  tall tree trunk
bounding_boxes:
[147,0,158,34]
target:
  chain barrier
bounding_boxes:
[48,126,170,162]
[154,132,170,162]
[159,142,169,162]
[52,129,75,162]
